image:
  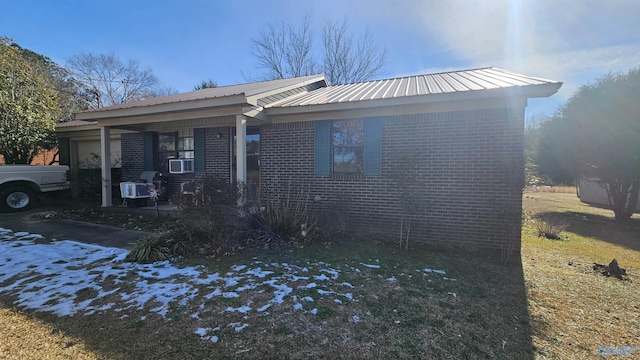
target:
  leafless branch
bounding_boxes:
[251,14,317,80]
[66,52,165,108]
[322,18,387,85]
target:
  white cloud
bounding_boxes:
[377,0,640,113]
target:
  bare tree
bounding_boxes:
[248,16,386,85]
[66,52,170,108]
[322,18,387,85]
[251,14,317,80]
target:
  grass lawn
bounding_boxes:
[0,190,638,359]
[522,190,640,359]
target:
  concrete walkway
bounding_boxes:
[0,211,148,250]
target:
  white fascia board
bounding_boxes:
[242,106,269,121]
[91,106,245,127]
[55,123,101,133]
[55,126,130,138]
[75,94,248,121]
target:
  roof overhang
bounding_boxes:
[266,82,562,122]
[76,94,248,122]
[72,75,329,127]
[56,125,131,141]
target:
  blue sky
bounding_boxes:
[2,0,639,117]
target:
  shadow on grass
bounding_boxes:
[1,239,535,359]
[536,211,640,252]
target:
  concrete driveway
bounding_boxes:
[0,211,147,249]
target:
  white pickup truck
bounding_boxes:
[0,165,70,212]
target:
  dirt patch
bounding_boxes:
[593,259,629,280]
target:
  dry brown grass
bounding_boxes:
[0,236,534,359]
[2,191,638,359]
[522,190,640,359]
[526,185,576,194]
[0,307,101,359]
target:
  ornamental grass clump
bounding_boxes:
[533,215,568,240]
[125,229,191,263]
[256,181,315,241]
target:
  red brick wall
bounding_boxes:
[0,149,58,165]
[260,108,524,251]
[121,128,233,196]
[121,133,145,181]
[204,127,231,178]
[117,107,525,251]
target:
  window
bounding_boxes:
[157,130,194,173]
[314,117,383,176]
[177,136,194,159]
[333,119,364,173]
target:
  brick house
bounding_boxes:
[57,68,561,253]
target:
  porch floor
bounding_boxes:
[105,201,180,217]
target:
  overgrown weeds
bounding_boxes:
[532,214,568,240]
[128,176,284,263]
[176,176,240,209]
[256,180,316,241]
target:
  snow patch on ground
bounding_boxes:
[0,227,454,345]
[360,263,381,269]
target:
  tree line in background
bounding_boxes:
[0,16,385,165]
[0,36,177,164]
[526,67,640,220]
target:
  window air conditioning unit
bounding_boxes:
[169,159,194,174]
[119,182,151,199]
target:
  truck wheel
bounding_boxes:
[0,187,35,213]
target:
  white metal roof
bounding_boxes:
[79,74,327,114]
[70,67,560,125]
[269,67,560,108]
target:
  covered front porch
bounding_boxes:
[97,114,257,207]
[70,75,327,207]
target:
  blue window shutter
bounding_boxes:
[194,128,205,174]
[314,120,331,175]
[364,117,383,176]
[143,132,154,171]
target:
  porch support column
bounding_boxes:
[235,115,247,205]
[100,126,113,207]
[69,140,80,198]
